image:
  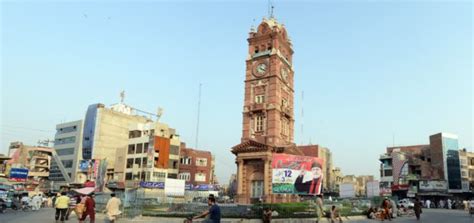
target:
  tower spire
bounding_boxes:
[268,0,275,19]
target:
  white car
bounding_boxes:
[397,199,414,208]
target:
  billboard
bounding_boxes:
[366,181,380,198]
[9,168,28,181]
[339,183,356,198]
[419,180,447,191]
[165,178,185,196]
[272,154,324,195]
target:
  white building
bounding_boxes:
[49,120,84,184]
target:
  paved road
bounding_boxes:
[0,207,472,223]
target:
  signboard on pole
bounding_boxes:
[271,154,324,195]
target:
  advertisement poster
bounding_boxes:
[9,168,29,181]
[272,154,324,195]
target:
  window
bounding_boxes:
[255,95,265,104]
[128,144,136,154]
[135,158,141,168]
[61,160,73,168]
[153,172,166,178]
[168,173,177,179]
[254,46,259,54]
[170,145,180,155]
[384,170,393,176]
[144,143,149,152]
[126,158,134,168]
[462,171,467,177]
[55,136,76,145]
[281,118,289,136]
[195,173,206,182]
[136,143,143,153]
[281,98,288,107]
[57,126,77,134]
[255,115,264,132]
[56,148,74,156]
[196,158,208,167]
[180,157,192,165]
[251,180,264,198]
[178,172,191,181]
[125,173,132,180]
[142,158,147,166]
[129,130,142,139]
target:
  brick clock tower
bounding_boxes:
[232,17,303,204]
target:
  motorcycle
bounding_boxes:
[0,198,7,213]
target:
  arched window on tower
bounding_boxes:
[254,46,259,54]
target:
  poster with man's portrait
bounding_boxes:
[272,154,324,195]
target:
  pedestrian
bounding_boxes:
[192,196,221,223]
[79,193,96,223]
[447,199,452,209]
[47,196,53,208]
[75,195,86,220]
[426,199,431,209]
[105,193,122,223]
[330,205,343,223]
[381,198,392,221]
[414,198,422,221]
[65,194,78,220]
[315,195,324,223]
[262,207,272,223]
[32,194,42,211]
[55,192,70,223]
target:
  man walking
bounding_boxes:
[414,198,422,221]
[315,195,324,223]
[105,193,122,223]
[79,193,96,223]
[55,192,70,223]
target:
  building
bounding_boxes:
[178,143,215,185]
[231,16,305,204]
[113,121,181,183]
[80,102,154,183]
[49,120,84,184]
[332,167,344,193]
[298,145,335,193]
[0,154,11,176]
[7,142,53,191]
[459,148,474,191]
[379,132,467,198]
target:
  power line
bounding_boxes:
[195,83,202,150]
[0,124,54,133]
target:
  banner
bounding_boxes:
[419,180,447,191]
[9,168,28,181]
[140,181,164,189]
[272,154,324,195]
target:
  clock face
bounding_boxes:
[257,63,267,74]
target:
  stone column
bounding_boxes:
[237,160,244,196]
[263,158,271,203]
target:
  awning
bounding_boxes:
[73,187,95,195]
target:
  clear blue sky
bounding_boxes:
[1,1,472,184]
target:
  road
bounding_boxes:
[0,208,472,223]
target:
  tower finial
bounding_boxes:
[268,0,275,19]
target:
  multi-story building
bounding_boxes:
[81,102,154,182]
[298,144,335,193]
[49,120,84,184]
[332,167,344,193]
[7,142,53,191]
[231,16,305,204]
[379,132,466,198]
[113,121,181,182]
[459,148,474,191]
[178,143,214,185]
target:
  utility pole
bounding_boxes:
[195,83,202,149]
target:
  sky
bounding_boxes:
[1,0,472,184]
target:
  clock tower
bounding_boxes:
[232,17,303,204]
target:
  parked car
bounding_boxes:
[397,199,414,208]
